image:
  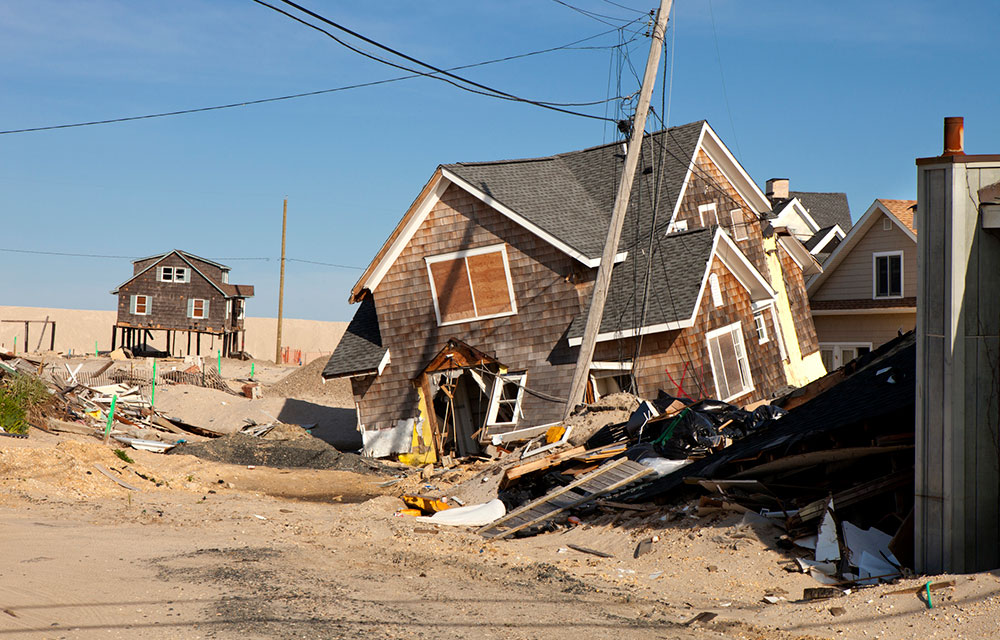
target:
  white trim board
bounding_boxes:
[811,307,915,316]
[424,243,519,327]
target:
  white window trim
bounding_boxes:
[486,372,527,427]
[130,294,151,316]
[226,299,232,318]
[820,342,873,370]
[705,321,755,403]
[699,203,719,227]
[709,272,723,308]
[730,208,748,240]
[872,250,904,299]
[425,244,518,327]
[670,219,689,233]
[157,265,190,283]
[188,298,209,319]
[753,311,769,344]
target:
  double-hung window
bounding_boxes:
[425,245,517,326]
[706,322,754,402]
[729,208,749,240]
[187,298,209,319]
[753,311,768,344]
[873,251,903,298]
[158,266,190,283]
[486,372,527,426]
[130,295,150,315]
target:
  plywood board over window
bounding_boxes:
[426,244,517,326]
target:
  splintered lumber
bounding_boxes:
[572,442,627,462]
[479,458,654,539]
[501,445,586,485]
[788,469,914,527]
[46,419,97,436]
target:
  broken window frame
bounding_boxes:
[187,298,209,319]
[698,203,719,228]
[873,250,903,299]
[130,294,151,316]
[486,371,527,427]
[705,321,754,402]
[425,244,517,327]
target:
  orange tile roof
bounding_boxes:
[878,199,917,234]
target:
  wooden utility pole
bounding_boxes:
[275,198,288,364]
[563,0,673,420]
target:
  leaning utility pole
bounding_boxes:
[563,0,673,420]
[275,198,288,364]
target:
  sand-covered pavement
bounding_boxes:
[3,424,999,640]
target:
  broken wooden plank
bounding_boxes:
[884,580,955,596]
[502,445,587,484]
[567,544,613,558]
[93,464,140,491]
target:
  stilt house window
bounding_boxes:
[130,295,150,315]
[188,298,209,319]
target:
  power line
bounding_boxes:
[0,247,364,270]
[550,0,635,26]
[707,0,742,161]
[258,0,619,121]
[1,23,634,136]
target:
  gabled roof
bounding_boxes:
[322,296,389,379]
[566,227,775,346]
[132,250,230,271]
[806,198,916,295]
[789,191,852,232]
[110,249,252,298]
[350,120,774,303]
[877,199,917,235]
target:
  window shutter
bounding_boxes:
[145,297,151,315]
[130,295,137,314]
[156,267,164,282]
[710,273,723,308]
[203,300,209,318]
[187,298,194,318]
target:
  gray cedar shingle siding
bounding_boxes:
[323,296,387,378]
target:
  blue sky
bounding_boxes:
[1,0,997,323]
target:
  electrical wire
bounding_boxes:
[550,0,635,26]
[0,247,365,269]
[707,0,742,162]
[259,0,620,120]
[1,24,637,136]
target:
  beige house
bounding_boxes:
[805,198,917,370]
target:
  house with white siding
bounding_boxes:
[805,198,917,369]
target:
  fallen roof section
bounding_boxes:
[322,296,388,379]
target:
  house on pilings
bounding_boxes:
[110,250,254,357]
[322,121,826,463]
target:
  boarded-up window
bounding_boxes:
[706,321,753,402]
[426,245,516,325]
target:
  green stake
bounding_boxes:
[103,394,117,444]
[250,363,255,380]
[217,350,221,375]
[95,340,98,356]
[151,359,157,408]
[12,335,16,355]
[925,581,933,609]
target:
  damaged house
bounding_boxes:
[323,121,826,462]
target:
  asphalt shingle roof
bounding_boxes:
[789,191,852,232]
[567,228,715,339]
[804,225,837,251]
[323,296,387,378]
[444,121,705,259]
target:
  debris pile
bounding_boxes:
[400,332,919,592]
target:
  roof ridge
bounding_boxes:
[444,120,706,168]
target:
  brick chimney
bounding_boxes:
[765,178,789,200]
